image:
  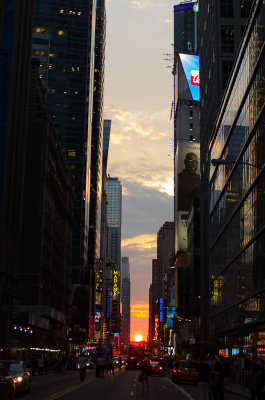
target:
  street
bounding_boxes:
[24,367,248,400]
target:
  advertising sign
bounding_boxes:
[179,53,200,101]
[177,141,200,251]
[159,298,164,322]
[167,307,176,329]
[113,270,118,296]
[177,141,200,212]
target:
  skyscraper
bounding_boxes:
[0,0,35,275]
[198,0,255,348]
[32,0,97,286]
[174,1,199,53]
[106,177,122,335]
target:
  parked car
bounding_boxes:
[1,361,31,395]
[0,363,15,399]
[171,360,198,384]
[148,360,166,376]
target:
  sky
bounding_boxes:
[104,0,178,341]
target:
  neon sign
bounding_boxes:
[106,288,110,318]
[159,298,164,322]
[113,270,118,296]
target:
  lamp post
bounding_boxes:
[211,158,263,170]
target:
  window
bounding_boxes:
[221,25,235,53]
[240,0,253,18]
[220,0,233,17]
[222,60,234,89]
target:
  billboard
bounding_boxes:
[179,53,200,101]
[177,141,200,251]
[177,141,200,212]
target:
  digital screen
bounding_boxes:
[179,53,200,101]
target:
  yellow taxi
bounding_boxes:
[171,360,198,384]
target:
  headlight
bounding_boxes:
[15,376,23,383]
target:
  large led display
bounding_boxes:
[179,53,200,101]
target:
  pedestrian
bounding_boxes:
[197,355,211,400]
[247,364,263,400]
[77,352,87,382]
[108,355,114,375]
[38,356,45,375]
[210,362,225,400]
[139,359,149,395]
[96,354,105,378]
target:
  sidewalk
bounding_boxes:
[225,382,251,398]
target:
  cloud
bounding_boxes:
[130,0,165,9]
[131,303,149,318]
[104,104,174,196]
[122,234,156,251]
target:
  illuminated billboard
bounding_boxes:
[176,140,200,251]
[179,53,200,101]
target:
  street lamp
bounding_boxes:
[211,158,262,170]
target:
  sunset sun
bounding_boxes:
[134,334,143,342]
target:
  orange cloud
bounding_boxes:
[131,303,149,319]
[130,303,149,341]
[122,234,156,251]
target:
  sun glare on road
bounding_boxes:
[134,334,143,342]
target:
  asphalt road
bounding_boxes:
[22,367,248,400]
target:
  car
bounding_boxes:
[1,360,31,395]
[148,360,166,376]
[125,356,140,370]
[171,360,198,384]
[0,363,15,399]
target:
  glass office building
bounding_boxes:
[32,0,97,283]
[106,177,122,272]
[209,0,265,353]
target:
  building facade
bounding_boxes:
[32,0,97,287]
[121,257,130,347]
[208,0,265,355]
[198,0,255,349]
[106,177,122,336]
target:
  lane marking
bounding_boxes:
[165,377,196,400]
[40,377,94,400]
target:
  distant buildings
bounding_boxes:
[121,257,131,346]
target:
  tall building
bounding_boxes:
[121,257,130,346]
[0,0,35,276]
[121,256,130,280]
[97,119,111,340]
[106,177,122,335]
[198,0,255,349]
[208,0,265,355]
[32,0,97,288]
[87,0,106,334]
[174,1,199,53]
[173,6,200,341]
[150,222,174,346]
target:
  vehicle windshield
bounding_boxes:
[3,362,23,373]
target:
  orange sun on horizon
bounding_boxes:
[134,334,143,342]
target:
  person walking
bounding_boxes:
[210,362,225,400]
[247,364,263,400]
[96,354,105,378]
[139,359,149,396]
[38,356,45,375]
[197,355,211,400]
[77,352,87,382]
